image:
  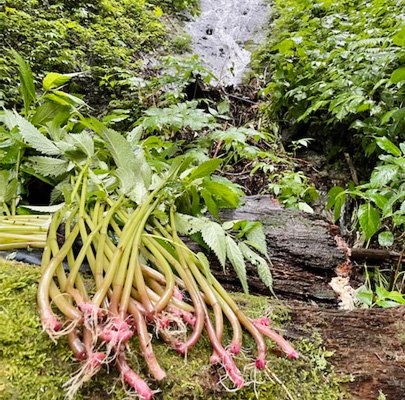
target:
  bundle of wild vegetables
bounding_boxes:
[0,65,298,399]
[35,160,298,399]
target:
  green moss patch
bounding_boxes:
[0,260,345,399]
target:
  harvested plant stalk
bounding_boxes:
[33,168,298,400]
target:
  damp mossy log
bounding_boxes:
[0,260,345,400]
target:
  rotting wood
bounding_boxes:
[215,195,346,304]
[288,305,405,400]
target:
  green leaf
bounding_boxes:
[69,133,94,157]
[393,26,405,47]
[154,6,163,17]
[245,223,268,256]
[367,193,388,209]
[10,50,35,114]
[378,231,394,247]
[0,170,11,203]
[370,164,399,188]
[358,203,381,240]
[239,242,273,291]
[100,127,151,203]
[5,178,18,203]
[201,188,218,218]
[273,39,295,54]
[391,66,405,84]
[225,236,249,293]
[31,102,69,126]
[200,221,227,267]
[385,291,405,304]
[202,178,241,209]
[327,186,346,222]
[174,213,207,235]
[43,73,73,91]
[375,299,401,308]
[376,137,401,157]
[52,90,85,106]
[7,111,61,156]
[355,285,373,307]
[297,201,314,213]
[21,203,65,213]
[28,156,69,177]
[187,159,222,181]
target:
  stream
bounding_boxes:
[186,0,269,86]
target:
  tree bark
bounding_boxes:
[288,305,405,400]
[212,195,346,304]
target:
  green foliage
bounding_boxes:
[267,171,319,212]
[356,267,405,308]
[256,0,405,159]
[0,65,276,293]
[328,137,405,243]
[0,0,167,112]
[175,213,273,293]
[149,0,199,13]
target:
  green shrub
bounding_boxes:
[0,0,167,112]
[255,0,405,168]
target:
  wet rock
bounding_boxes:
[186,0,269,86]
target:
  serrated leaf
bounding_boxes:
[43,73,72,91]
[358,203,380,240]
[370,164,399,188]
[28,156,69,177]
[21,203,65,213]
[378,231,394,247]
[225,236,249,293]
[246,223,268,256]
[201,221,227,267]
[239,242,273,291]
[69,132,94,157]
[127,125,143,146]
[174,213,207,235]
[376,137,401,157]
[31,102,69,126]
[7,111,61,156]
[10,50,35,114]
[202,178,241,209]
[5,179,18,203]
[187,159,222,181]
[101,128,151,203]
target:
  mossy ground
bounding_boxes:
[0,260,345,399]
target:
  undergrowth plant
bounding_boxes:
[255,0,404,166]
[0,0,169,114]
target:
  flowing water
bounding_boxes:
[186,0,269,86]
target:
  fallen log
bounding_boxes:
[213,195,346,304]
[288,305,405,400]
